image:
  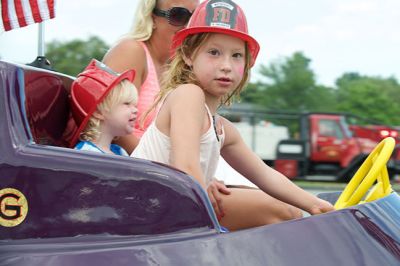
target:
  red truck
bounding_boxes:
[274,113,400,181]
[222,109,400,182]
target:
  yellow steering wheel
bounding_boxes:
[334,137,395,210]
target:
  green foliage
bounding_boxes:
[242,51,400,126]
[46,36,109,76]
[240,82,264,103]
[242,52,337,112]
[335,73,400,125]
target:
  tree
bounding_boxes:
[240,81,264,103]
[335,73,400,125]
[242,52,337,112]
[46,36,109,76]
[240,52,400,127]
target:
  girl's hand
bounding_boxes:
[207,180,231,220]
[308,198,335,215]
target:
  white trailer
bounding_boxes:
[215,122,289,186]
[233,121,289,161]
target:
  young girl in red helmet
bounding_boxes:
[132,0,335,231]
[70,59,138,156]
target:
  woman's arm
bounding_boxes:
[103,37,147,90]
[221,118,334,214]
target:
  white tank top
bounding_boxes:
[131,105,223,185]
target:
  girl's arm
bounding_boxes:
[220,118,334,214]
[161,84,209,189]
[163,86,230,217]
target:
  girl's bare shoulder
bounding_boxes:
[170,84,205,102]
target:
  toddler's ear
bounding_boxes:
[92,110,105,120]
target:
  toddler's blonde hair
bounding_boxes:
[80,80,137,142]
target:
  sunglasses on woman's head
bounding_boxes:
[153,7,193,26]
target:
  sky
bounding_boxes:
[1,0,399,87]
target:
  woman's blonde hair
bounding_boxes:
[80,80,138,142]
[142,32,251,124]
[127,0,158,41]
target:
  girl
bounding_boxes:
[105,0,307,227]
[132,0,334,230]
[70,59,138,156]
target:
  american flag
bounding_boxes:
[1,0,55,32]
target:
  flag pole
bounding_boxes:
[28,22,52,70]
[38,22,45,56]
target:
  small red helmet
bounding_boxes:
[69,59,135,147]
[171,0,260,66]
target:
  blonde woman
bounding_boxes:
[103,0,199,153]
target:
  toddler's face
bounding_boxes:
[103,100,137,137]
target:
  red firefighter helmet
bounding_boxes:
[171,0,260,66]
[69,59,135,147]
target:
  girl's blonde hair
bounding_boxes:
[127,0,158,41]
[142,32,251,123]
[80,80,138,142]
